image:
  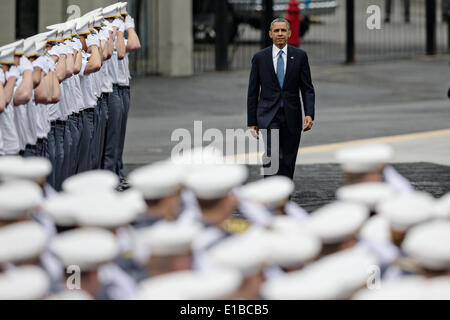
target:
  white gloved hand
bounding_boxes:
[72,38,82,51]
[58,44,69,56]
[112,19,125,33]
[125,16,135,30]
[98,30,109,41]
[6,66,20,81]
[64,40,74,53]
[32,56,49,74]
[47,46,60,58]
[0,71,6,85]
[86,34,100,48]
[46,56,56,72]
[19,56,34,74]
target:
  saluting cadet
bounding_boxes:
[0,43,21,156]
[46,29,68,191]
[117,2,141,189]
[26,36,50,159]
[12,41,35,157]
[102,4,126,179]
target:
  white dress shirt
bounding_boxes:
[272,44,287,75]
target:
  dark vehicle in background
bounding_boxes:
[193,0,339,42]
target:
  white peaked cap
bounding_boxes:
[0,40,25,56]
[0,156,52,182]
[184,164,248,200]
[62,170,119,194]
[25,34,47,57]
[62,21,76,40]
[402,220,450,271]
[46,289,94,300]
[377,191,435,232]
[335,143,393,173]
[0,266,50,300]
[50,228,119,271]
[336,182,397,210]
[120,2,129,15]
[42,193,82,227]
[34,41,47,57]
[262,246,378,300]
[46,26,64,42]
[138,269,242,300]
[354,276,427,300]
[129,161,184,200]
[0,180,43,221]
[0,47,16,65]
[76,16,91,35]
[0,221,47,264]
[74,191,143,229]
[206,227,269,275]
[239,176,295,209]
[44,29,58,42]
[23,39,37,57]
[265,228,322,268]
[137,220,203,256]
[103,4,122,19]
[93,15,104,28]
[308,201,370,244]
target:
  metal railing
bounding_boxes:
[193,0,450,74]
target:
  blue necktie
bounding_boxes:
[277,50,285,88]
[277,50,285,107]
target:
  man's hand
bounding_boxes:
[303,116,314,132]
[249,126,259,139]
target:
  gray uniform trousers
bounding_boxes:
[98,94,109,169]
[103,85,123,175]
[61,121,73,184]
[47,125,57,188]
[91,98,102,170]
[67,115,81,177]
[117,86,130,181]
[54,122,65,191]
[77,109,94,173]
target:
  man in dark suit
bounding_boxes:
[247,18,315,179]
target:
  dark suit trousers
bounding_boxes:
[262,107,301,180]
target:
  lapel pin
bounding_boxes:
[290,57,294,60]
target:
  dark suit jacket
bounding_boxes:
[247,45,315,133]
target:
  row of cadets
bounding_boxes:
[0,2,140,192]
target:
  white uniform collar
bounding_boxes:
[272,44,288,58]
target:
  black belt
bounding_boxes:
[37,138,48,144]
[118,85,130,89]
[51,120,66,126]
